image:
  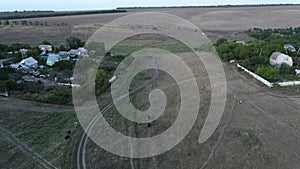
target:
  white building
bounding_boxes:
[39,45,53,52]
[20,57,38,68]
[270,52,293,67]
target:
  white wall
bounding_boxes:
[236,64,300,88]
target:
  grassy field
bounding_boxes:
[0,99,79,168]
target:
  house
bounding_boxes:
[69,49,79,58]
[20,57,38,68]
[59,51,70,60]
[284,44,296,53]
[270,52,293,67]
[39,45,53,52]
[78,47,88,56]
[46,53,60,66]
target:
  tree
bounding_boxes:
[215,38,228,47]
[21,20,28,26]
[66,36,84,49]
[279,64,295,75]
[95,68,110,95]
[3,20,9,26]
[255,66,279,82]
[42,40,52,45]
[54,60,73,71]
[0,44,9,52]
[59,44,67,51]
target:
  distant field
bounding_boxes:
[1,5,300,44]
[0,9,127,20]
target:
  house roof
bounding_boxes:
[46,54,59,66]
[39,45,53,52]
[270,52,293,67]
[20,57,38,67]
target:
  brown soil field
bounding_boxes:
[1,5,300,44]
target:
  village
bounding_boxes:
[0,43,97,93]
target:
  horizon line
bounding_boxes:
[1,3,300,12]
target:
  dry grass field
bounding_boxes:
[1,5,300,44]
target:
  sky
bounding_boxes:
[0,0,299,11]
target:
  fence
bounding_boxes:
[237,64,300,87]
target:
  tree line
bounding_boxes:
[0,9,127,20]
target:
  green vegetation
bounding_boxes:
[0,107,80,168]
[110,35,190,55]
[255,66,279,82]
[66,36,85,49]
[215,27,300,81]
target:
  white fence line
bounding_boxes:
[237,64,273,87]
[57,83,81,88]
[236,64,300,87]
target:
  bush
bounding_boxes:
[66,36,84,49]
[255,66,279,82]
[279,64,295,75]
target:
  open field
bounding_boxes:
[0,52,299,168]
[81,52,300,169]
[1,5,300,44]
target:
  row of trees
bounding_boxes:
[0,20,67,27]
[0,9,127,20]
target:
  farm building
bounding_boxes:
[270,52,293,67]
